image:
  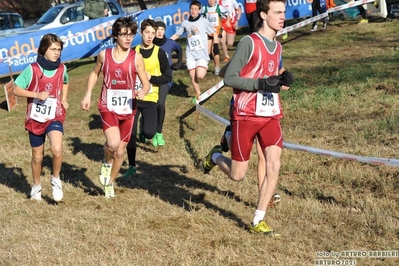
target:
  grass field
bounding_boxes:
[0,17,399,265]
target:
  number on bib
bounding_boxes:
[107,89,133,115]
[30,97,57,123]
[255,91,281,116]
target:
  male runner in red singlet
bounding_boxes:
[202,0,294,235]
[81,17,150,198]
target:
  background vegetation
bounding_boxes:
[0,0,172,19]
[0,17,398,265]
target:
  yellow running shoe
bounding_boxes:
[358,18,369,25]
[99,163,112,186]
[104,183,116,198]
[249,221,280,236]
[201,145,223,174]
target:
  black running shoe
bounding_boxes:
[220,125,231,152]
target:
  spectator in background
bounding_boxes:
[84,0,109,19]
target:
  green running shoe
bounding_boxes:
[156,132,165,146]
[123,166,136,177]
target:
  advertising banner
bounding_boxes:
[0,0,315,78]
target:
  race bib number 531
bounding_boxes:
[30,97,57,123]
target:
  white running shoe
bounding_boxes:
[51,176,63,202]
[214,66,221,75]
[104,183,116,198]
[99,163,112,186]
[311,25,318,32]
[30,184,42,201]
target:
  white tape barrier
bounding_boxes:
[284,142,399,166]
[196,80,225,103]
[277,0,376,36]
[195,84,399,167]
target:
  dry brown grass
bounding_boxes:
[1,18,399,265]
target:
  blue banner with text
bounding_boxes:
[0,0,316,78]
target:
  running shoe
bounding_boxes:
[268,193,281,208]
[311,25,318,32]
[223,56,230,62]
[123,166,136,177]
[249,221,280,236]
[152,135,158,147]
[282,33,288,40]
[30,184,42,201]
[214,66,221,75]
[358,19,368,24]
[139,131,146,143]
[201,145,223,174]
[323,21,327,30]
[99,163,112,186]
[156,132,165,146]
[220,125,231,152]
[104,183,115,198]
[51,176,63,202]
[191,93,200,104]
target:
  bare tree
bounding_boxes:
[0,0,53,18]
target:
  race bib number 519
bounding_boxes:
[255,91,281,116]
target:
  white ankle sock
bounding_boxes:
[211,153,222,164]
[253,210,266,225]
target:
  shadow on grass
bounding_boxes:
[117,160,251,229]
[57,155,103,197]
[0,154,102,204]
[88,114,102,130]
[68,137,103,162]
[0,163,30,197]
[114,103,255,229]
[0,100,9,111]
[169,79,189,98]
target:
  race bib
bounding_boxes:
[107,89,133,115]
[207,13,219,27]
[188,34,204,51]
[134,76,152,93]
[255,91,280,116]
[30,97,57,123]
